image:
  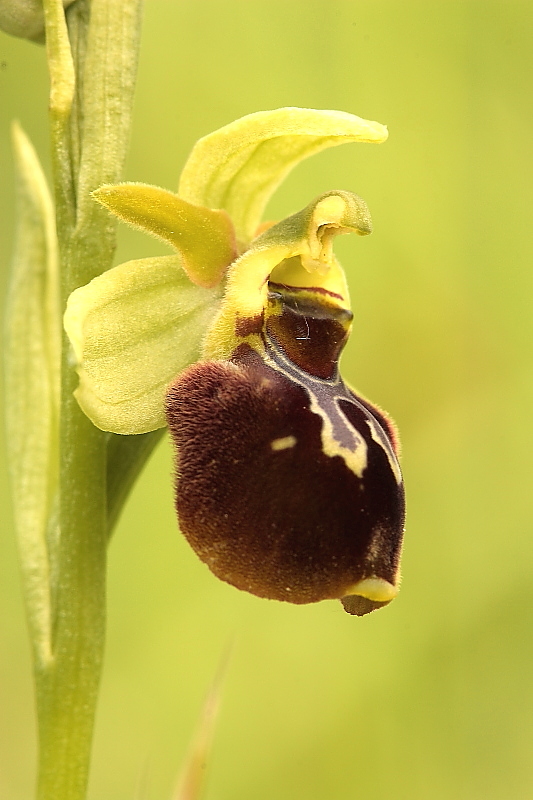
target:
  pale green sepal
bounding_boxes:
[64,255,221,434]
[93,183,237,288]
[5,122,60,667]
[178,107,388,246]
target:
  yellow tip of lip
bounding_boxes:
[344,577,398,603]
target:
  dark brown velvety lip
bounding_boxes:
[166,345,405,608]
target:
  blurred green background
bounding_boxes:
[1,1,532,798]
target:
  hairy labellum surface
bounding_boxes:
[166,279,405,615]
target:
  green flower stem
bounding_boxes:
[35,2,143,798]
[36,392,107,800]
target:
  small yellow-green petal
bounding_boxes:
[64,255,221,435]
[92,183,237,288]
[179,107,387,246]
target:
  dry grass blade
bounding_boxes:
[171,647,232,800]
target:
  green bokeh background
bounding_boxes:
[1,2,532,798]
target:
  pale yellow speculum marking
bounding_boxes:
[271,435,297,451]
[260,348,369,479]
[309,393,368,478]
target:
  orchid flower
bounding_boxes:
[64,107,405,615]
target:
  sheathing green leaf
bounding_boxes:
[5,123,60,666]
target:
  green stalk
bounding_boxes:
[35,2,143,798]
[35,391,107,800]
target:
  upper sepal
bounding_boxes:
[179,107,388,246]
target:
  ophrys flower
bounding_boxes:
[64,107,405,615]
